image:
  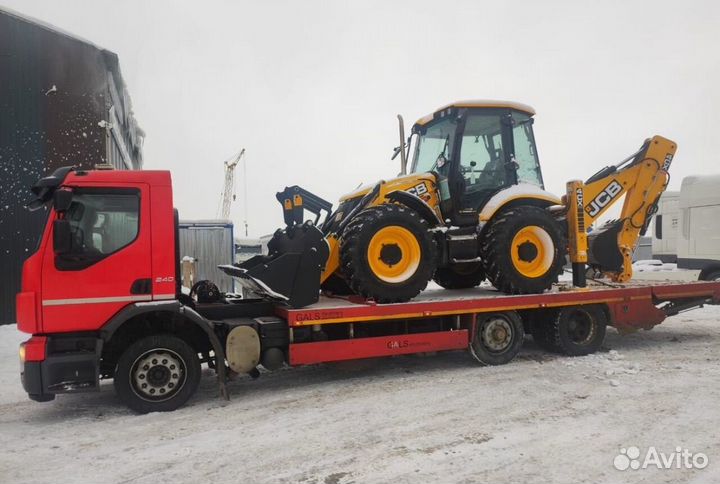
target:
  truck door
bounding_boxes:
[40,184,152,333]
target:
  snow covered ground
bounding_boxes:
[1,307,719,484]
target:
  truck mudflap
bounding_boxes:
[220,222,329,308]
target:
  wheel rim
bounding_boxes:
[130,348,187,402]
[367,225,421,283]
[566,310,595,345]
[480,317,514,353]
[510,225,554,278]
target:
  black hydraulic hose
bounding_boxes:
[335,183,382,235]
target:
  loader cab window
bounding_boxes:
[58,190,139,270]
[411,116,458,175]
[512,112,544,187]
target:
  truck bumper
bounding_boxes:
[20,335,102,402]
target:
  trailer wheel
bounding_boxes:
[470,311,524,365]
[527,310,561,352]
[114,334,201,413]
[481,206,566,294]
[341,204,437,303]
[700,269,720,282]
[433,263,485,289]
[549,305,607,356]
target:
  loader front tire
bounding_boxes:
[341,205,437,303]
[482,206,565,294]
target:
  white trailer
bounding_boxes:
[651,190,679,262]
[677,175,720,280]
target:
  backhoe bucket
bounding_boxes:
[587,219,625,274]
[219,223,329,308]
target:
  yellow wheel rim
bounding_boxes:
[510,225,554,278]
[367,226,421,283]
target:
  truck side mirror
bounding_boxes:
[53,189,73,212]
[53,219,72,254]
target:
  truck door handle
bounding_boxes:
[130,278,152,295]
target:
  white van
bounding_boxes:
[676,175,720,280]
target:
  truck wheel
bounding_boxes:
[527,309,561,352]
[470,311,524,365]
[700,270,720,282]
[549,305,607,356]
[433,263,485,289]
[341,204,437,303]
[114,334,201,413]
[482,206,566,294]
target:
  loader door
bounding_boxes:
[452,111,512,214]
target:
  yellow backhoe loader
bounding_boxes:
[222,101,676,308]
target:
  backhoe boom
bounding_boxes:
[566,135,677,286]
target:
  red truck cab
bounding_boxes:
[17,167,195,404]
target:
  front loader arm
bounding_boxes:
[566,135,677,285]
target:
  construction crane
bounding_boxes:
[218,148,245,222]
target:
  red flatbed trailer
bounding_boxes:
[281,281,720,366]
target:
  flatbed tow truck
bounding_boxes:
[17,167,720,413]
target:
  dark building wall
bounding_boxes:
[0,8,143,324]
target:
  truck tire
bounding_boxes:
[527,309,561,352]
[548,305,607,356]
[341,204,437,303]
[433,263,485,289]
[470,311,524,365]
[114,334,201,413]
[482,206,565,294]
[700,269,720,282]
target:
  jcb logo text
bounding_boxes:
[585,180,622,217]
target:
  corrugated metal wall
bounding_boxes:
[178,221,235,293]
[0,8,143,324]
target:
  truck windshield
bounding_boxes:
[411,117,458,174]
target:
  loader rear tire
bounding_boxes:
[433,264,485,289]
[341,205,437,303]
[482,206,566,294]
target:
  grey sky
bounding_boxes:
[3,0,719,237]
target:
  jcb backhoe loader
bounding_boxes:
[222,101,676,308]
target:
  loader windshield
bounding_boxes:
[411,117,457,174]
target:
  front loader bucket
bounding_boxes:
[219,223,329,308]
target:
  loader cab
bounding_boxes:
[410,102,544,224]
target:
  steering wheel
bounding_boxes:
[72,227,86,251]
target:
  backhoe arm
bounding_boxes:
[566,135,677,286]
